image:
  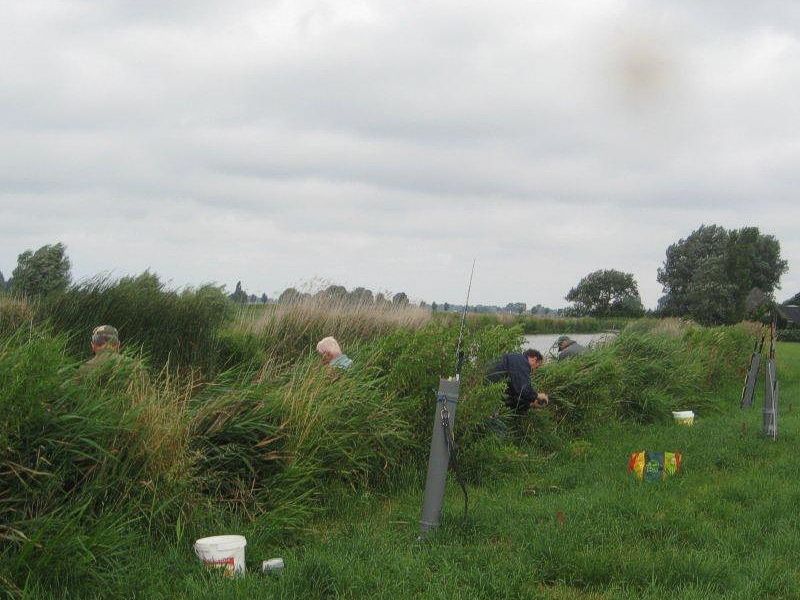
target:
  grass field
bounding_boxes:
[78,342,798,600]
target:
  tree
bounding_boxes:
[392,292,409,307]
[530,304,556,316]
[443,302,450,312]
[745,287,772,322]
[431,301,438,312]
[657,225,788,325]
[11,243,71,298]
[0,270,6,292]
[349,287,374,306]
[566,269,644,317]
[505,302,527,315]
[261,293,269,304]
[785,291,800,306]
[229,281,248,304]
[278,287,301,304]
[315,285,348,303]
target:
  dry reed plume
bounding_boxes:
[233,297,431,352]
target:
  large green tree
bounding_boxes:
[657,225,788,325]
[566,269,644,317]
[10,243,72,298]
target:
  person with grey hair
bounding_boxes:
[556,335,586,361]
[91,324,120,353]
[316,336,353,370]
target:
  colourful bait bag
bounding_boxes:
[628,451,682,482]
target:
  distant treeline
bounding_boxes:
[1,222,796,329]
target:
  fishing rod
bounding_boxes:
[454,259,476,379]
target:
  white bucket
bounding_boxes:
[672,410,694,426]
[194,535,247,576]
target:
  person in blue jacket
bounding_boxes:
[487,349,548,414]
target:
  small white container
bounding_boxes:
[262,558,285,574]
[672,410,695,426]
[194,535,247,576]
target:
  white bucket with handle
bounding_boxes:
[194,535,247,576]
[672,410,695,426]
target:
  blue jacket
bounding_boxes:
[487,353,537,410]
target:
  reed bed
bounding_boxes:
[0,283,756,597]
[471,313,639,334]
[534,319,754,430]
[40,274,233,372]
[0,295,32,338]
[231,296,431,362]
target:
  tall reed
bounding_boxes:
[534,319,754,429]
[40,273,232,372]
[231,296,431,362]
[0,295,32,338]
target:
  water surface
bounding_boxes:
[523,332,617,357]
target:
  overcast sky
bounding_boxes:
[1,1,798,308]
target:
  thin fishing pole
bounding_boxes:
[455,259,476,376]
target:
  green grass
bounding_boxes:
[37,342,796,600]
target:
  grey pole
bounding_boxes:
[763,325,778,440]
[763,358,777,440]
[740,337,763,409]
[419,378,459,536]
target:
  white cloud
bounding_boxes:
[1,0,798,306]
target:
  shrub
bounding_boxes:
[779,329,800,343]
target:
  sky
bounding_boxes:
[1,0,798,308]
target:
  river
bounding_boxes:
[523,332,617,356]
